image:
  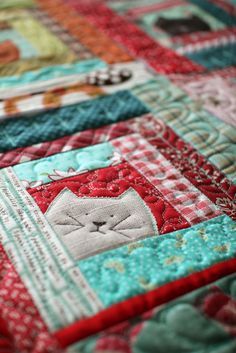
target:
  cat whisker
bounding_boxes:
[114,230,132,239]
[112,214,131,230]
[55,222,82,227]
[115,226,142,231]
[66,213,84,227]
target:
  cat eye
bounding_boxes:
[85,213,89,215]
[110,215,114,217]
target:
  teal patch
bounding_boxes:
[186,43,236,70]
[189,0,236,26]
[13,142,116,186]
[78,215,236,307]
[0,58,105,88]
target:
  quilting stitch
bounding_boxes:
[0,168,103,331]
[45,187,158,260]
[28,162,190,234]
[13,142,117,186]
[0,1,235,352]
[132,80,236,181]
[70,274,236,353]
[0,91,149,152]
[0,58,105,89]
[112,133,222,224]
[78,215,236,307]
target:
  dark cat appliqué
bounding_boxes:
[155,15,211,36]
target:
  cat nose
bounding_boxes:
[93,221,106,227]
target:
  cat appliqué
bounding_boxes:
[46,188,158,260]
[155,15,211,36]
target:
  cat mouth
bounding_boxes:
[90,228,132,238]
[58,211,144,239]
[90,229,106,234]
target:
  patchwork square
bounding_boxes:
[129,2,225,48]
[0,8,76,76]
[0,1,235,353]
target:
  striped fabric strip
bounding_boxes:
[0,91,149,153]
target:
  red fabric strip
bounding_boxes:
[68,0,204,74]
[54,258,236,348]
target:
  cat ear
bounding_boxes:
[46,188,71,211]
[119,187,137,200]
[46,188,85,215]
[119,188,145,207]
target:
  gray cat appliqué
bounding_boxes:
[45,188,158,260]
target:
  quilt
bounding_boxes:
[0,0,236,352]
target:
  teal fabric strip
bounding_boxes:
[0,58,105,88]
[13,142,115,185]
[0,90,149,153]
[186,43,236,70]
[78,215,236,308]
[189,0,236,26]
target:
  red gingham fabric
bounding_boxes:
[112,134,222,224]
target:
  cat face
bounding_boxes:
[155,15,211,36]
[46,188,158,260]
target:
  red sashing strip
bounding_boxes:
[28,162,190,234]
[67,0,204,74]
[54,258,236,348]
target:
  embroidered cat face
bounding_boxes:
[46,188,158,260]
[155,15,211,36]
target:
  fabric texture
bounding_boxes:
[0,1,235,353]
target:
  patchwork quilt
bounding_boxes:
[0,0,236,352]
